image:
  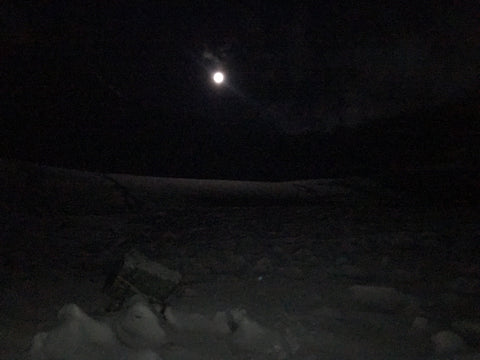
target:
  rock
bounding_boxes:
[452,320,480,346]
[450,354,480,360]
[386,232,416,249]
[411,317,429,331]
[280,266,304,279]
[439,292,461,307]
[181,287,199,297]
[205,251,248,274]
[224,254,248,273]
[327,264,369,279]
[417,231,441,248]
[381,231,440,250]
[292,248,318,266]
[313,306,344,320]
[449,277,480,294]
[273,246,291,263]
[431,330,466,355]
[273,246,286,256]
[293,248,313,259]
[284,327,300,354]
[402,301,424,318]
[164,307,231,335]
[340,264,369,279]
[349,285,408,312]
[380,256,390,267]
[105,250,182,310]
[392,269,417,283]
[254,257,273,274]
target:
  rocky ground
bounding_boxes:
[1,160,479,359]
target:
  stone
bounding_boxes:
[340,264,369,279]
[431,330,466,354]
[380,255,390,267]
[349,285,407,312]
[280,266,304,279]
[292,248,318,266]
[225,254,248,273]
[164,307,231,335]
[105,250,181,310]
[449,277,480,294]
[452,320,480,346]
[411,317,429,331]
[393,269,416,283]
[253,257,273,274]
[327,264,369,279]
[439,292,461,307]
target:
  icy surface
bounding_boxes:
[1,160,480,359]
[110,296,167,350]
[31,299,292,360]
[30,301,163,360]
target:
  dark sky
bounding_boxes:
[1,1,479,178]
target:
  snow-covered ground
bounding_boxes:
[1,160,479,359]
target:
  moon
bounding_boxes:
[212,71,225,84]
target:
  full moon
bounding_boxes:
[212,71,224,84]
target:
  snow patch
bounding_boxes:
[111,296,167,350]
[30,298,291,360]
[31,299,165,360]
[230,308,285,355]
[165,307,289,359]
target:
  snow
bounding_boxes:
[1,160,480,359]
[229,308,287,358]
[31,302,162,360]
[110,296,167,350]
[31,297,291,359]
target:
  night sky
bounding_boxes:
[2,1,479,180]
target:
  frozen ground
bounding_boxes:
[1,159,479,359]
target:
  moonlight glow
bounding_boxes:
[212,71,224,84]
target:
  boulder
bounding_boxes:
[105,250,181,310]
